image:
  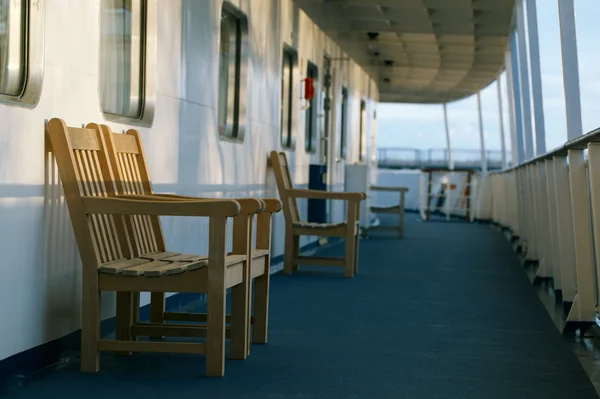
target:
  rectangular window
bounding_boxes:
[281,48,296,149]
[218,5,247,141]
[0,0,27,97]
[359,100,366,162]
[305,62,318,153]
[100,0,147,120]
[339,87,348,159]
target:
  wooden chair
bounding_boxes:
[94,123,281,351]
[367,185,409,237]
[270,151,365,278]
[48,117,251,377]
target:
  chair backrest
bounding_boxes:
[47,118,133,269]
[91,124,167,257]
[270,151,299,223]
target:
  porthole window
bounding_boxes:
[218,3,248,141]
[0,0,44,106]
[281,47,298,149]
[99,0,157,125]
[359,100,366,162]
[305,61,318,153]
[339,87,348,159]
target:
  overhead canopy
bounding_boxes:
[295,0,515,103]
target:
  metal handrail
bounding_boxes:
[377,147,511,170]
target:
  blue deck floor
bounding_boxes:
[3,217,599,398]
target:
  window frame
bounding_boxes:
[0,0,45,107]
[280,45,297,149]
[358,99,366,162]
[217,2,249,143]
[339,86,348,160]
[305,61,318,153]
[99,0,157,126]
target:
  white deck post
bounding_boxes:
[516,0,534,159]
[526,0,546,154]
[558,0,583,141]
[443,103,454,171]
[477,91,487,175]
[497,79,507,168]
[509,32,525,164]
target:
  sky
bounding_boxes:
[376,0,600,162]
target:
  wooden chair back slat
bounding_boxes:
[48,118,132,269]
[96,124,166,256]
[270,151,299,222]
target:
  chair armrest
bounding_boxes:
[370,186,409,192]
[82,197,240,217]
[262,198,283,213]
[287,189,365,201]
[130,193,264,214]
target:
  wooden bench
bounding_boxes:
[94,123,281,353]
[270,151,365,278]
[48,118,276,377]
[366,185,408,238]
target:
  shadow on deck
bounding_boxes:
[3,217,599,398]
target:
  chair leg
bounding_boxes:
[149,292,165,339]
[115,292,134,356]
[206,216,227,377]
[252,262,270,344]
[353,234,360,276]
[206,285,227,376]
[284,231,295,275]
[81,285,101,372]
[229,264,250,360]
[344,234,356,278]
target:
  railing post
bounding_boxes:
[535,161,554,280]
[545,159,562,293]
[510,170,520,236]
[525,164,540,261]
[564,148,595,333]
[553,155,577,304]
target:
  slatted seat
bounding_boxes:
[94,123,282,353]
[270,151,365,278]
[48,118,252,377]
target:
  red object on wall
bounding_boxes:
[304,77,315,100]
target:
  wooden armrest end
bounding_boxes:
[262,198,283,213]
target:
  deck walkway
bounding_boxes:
[3,217,598,398]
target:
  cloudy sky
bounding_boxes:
[376,0,600,161]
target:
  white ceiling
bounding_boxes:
[295,0,515,103]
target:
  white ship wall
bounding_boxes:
[0,0,379,361]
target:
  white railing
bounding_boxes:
[486,127,600,334]
[377,147,511,171]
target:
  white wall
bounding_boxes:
[0,0,378,361]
